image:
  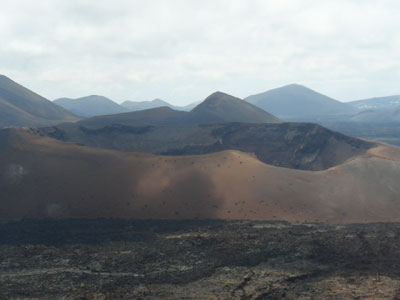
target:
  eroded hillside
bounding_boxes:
[1,128,399,223]
[36,122,375,171]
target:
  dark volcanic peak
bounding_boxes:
[245,84,357,121]
[0,75,78,127]
[197,91,236,106]
[195,91,250,109]
[192,91,282,124]
[54,95,128,117]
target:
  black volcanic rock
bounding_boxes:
[2,220,400,299]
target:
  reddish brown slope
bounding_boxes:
[1,129,400,223]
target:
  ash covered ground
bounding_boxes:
[1,219,400,299]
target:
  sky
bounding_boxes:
[1,0,400,105]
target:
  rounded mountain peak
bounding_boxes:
[199,91,241,108]
[191,91,281,124]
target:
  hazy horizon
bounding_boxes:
[6,77,400,107]
[1,0,400,105]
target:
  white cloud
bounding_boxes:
[0,0,399,104]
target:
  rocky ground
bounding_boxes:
[1,219,400,299]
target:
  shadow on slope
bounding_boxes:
[37,122,375,171]
[1,128,400,223]
[0,128,223,220]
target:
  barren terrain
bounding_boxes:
[1,219,400,299]
[1,128,400,222]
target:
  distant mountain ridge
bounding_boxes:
[58,91,281,129]
[181,100,201,111]
[53,96,199,117]
[121,98,199,112]
[121,98,176,111]
[348,95,400,110]
[245,84,357,121]
[51,83,400,124]
[54,95,128,117]
[72,106,188,128]
[0,75,78,127]
[350,105,400,123]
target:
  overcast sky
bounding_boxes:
[1,0,399,105]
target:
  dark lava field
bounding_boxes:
[1,219,400,299]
